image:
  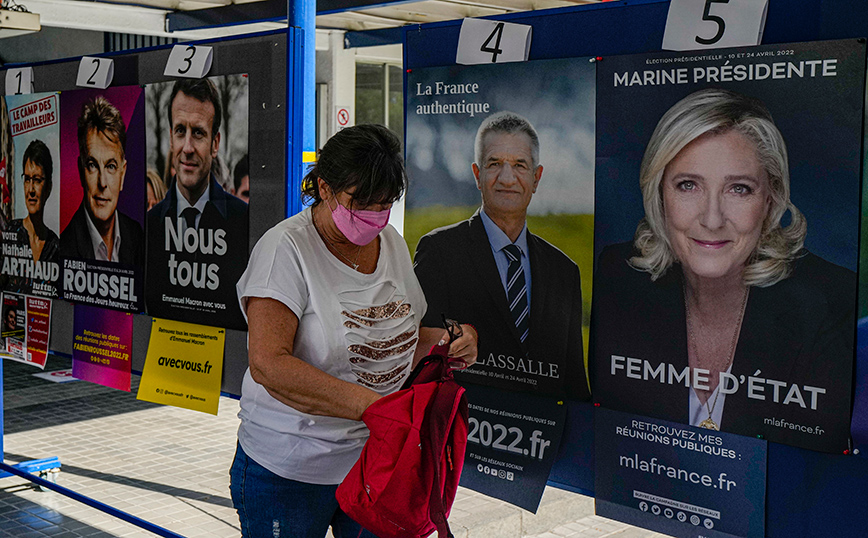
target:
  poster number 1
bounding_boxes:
[695,0,730,45]
[481,22,505,63]
[5,67,33,95]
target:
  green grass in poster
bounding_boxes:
[405,205,594,360]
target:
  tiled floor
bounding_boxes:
[0,354,666,538]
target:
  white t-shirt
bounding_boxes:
[235,207,427,484]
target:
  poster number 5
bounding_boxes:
[662,0,768,51]
[456,18,532,65]
[695,0,730,45]
[164,45,214,78]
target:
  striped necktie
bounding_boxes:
[503,244,529,342]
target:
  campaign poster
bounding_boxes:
[459,384,566,512]
[137,318,225,415]
[1,92,61,298]
[71,304,132,391]
[4,295,51,368]
[59,86,146,312]
[595,408,766,538]
[591,39,864,453]
[1,292,24,339]
[406,58,594,399]
[144,75,249,330]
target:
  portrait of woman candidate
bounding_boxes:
[591,88,856,452]
[7,139,59,265]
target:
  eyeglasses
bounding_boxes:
[441,313,463,345]
[22,174,46,186]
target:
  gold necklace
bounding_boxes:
[684,284,749,431]
[313,207,363,271]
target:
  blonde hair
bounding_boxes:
[630,88,806,287]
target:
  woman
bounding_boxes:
[230,124,478,538]
[8,139,59,264]
[591,88,855,452]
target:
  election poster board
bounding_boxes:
[591,39,864,453]
[71,304,133,391]
[137,318,225,415]
[596,408,767,538]
[59,86,146,313]
[405,58,594,399]
[144,75,250,330]
[459,384,566,512]
[1,92,61,298]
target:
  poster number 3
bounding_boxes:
[456,18,532,65]
[662,0,768,51]
[164,45,214,79]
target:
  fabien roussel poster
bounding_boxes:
[59,86,146,312]
[591,39,865,453]
[144,75,249,330]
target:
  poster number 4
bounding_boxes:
[481,23,505,63]
[164,45,214,79]
[456,18,532,65]
[76,57,114,89]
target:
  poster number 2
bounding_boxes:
[695,0,731,45]
[481,23,505,63]
[76,57,114,89]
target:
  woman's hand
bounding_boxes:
[442,324,478,366]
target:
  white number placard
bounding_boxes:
[76,57,114,89]
[5,67,34,95]
[164,45,213,78]
[456,18,532,65]
[663,0,769,51]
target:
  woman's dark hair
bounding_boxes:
[22,139,53,198]
[302,124,406,207]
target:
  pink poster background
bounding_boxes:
[72,304,133,391]
[59,86,146,234]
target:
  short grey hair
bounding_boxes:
[630,88,806,287]
[474,111,540,167]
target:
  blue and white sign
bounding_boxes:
[460,384,566,512]
[595,408,766,538]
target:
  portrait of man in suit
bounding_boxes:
[146,78,248,330]
[414,111,589,399]
[60,96,143,266]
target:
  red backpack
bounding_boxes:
[337,343,468,538]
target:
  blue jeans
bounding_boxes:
[229,443,379,538]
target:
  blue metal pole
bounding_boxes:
[0,462,188,538]
[287,0,315,218]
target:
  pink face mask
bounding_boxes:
[328,197,391,246]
